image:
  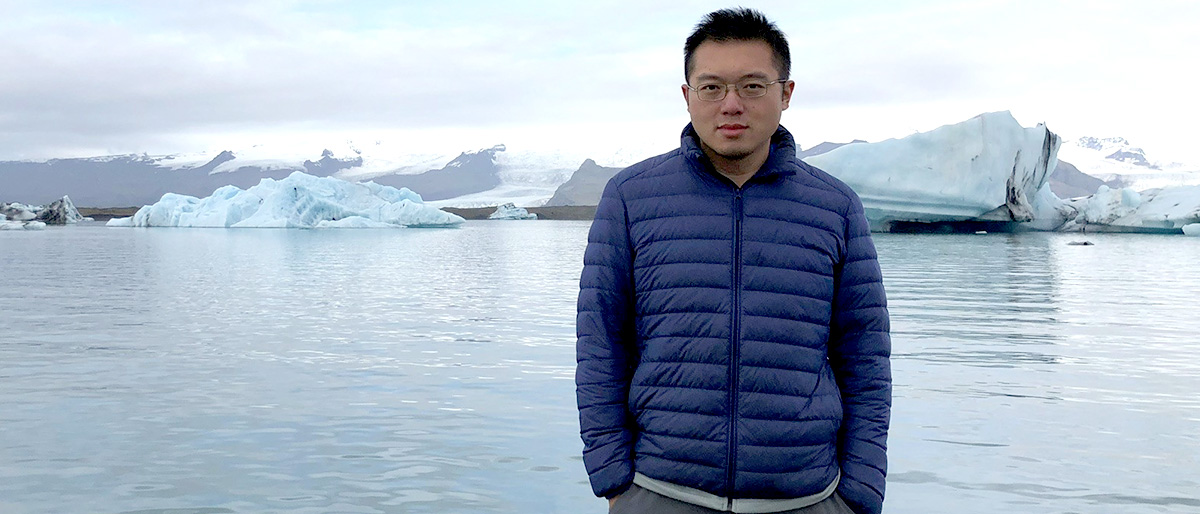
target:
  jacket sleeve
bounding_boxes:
[576,178,639,498]
[828,192,892,514]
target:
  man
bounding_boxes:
[576,8,891,514]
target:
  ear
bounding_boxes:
[780,80,796,110]
[682,84,693,106]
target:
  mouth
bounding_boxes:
[717,124,748,137]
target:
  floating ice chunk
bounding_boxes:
[805,111,1060,230]
[1,197,83,228]
[107,171,464,228]
[1183,224,1200,236]
[37,196,85,224]
[488,202,537,220]
[1130,186,1200,228]
[1,220,46,230]
[0,202,38,221]
[1028,184,1077,231]
[1060,184,1200,232]
[1081,185,1140,224]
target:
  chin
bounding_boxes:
[699,136,757,162]
[713,147,755,160]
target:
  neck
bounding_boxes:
[701,144,769,188]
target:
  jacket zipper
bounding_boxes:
[727,186,744,498]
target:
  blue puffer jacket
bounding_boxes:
[577,125,891,514]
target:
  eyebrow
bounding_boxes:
[694,72,772,82]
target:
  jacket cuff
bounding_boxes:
[836,479,883,514]
[604,482,633,500]
[589,460,635,499]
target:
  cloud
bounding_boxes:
[0,0,1198,162]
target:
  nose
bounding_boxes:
[719,88,745,115]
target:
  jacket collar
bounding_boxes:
[680,123,799,182]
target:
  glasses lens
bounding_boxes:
[738,81,769,98]
[696,83,726,101]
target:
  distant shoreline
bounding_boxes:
[78,205,598,222]
[78,207,139,221]
[442,206,596,220]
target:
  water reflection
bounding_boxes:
[1,222,594,514]
[879,233,1065,368]
[1,225,1198,513]
[879,232,1200,513]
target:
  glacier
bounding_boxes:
[1057,136,1200,191]
[488,203,537,220]
[106,171,464,228]
[805,111,1059,231]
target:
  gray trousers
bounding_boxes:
[609,484,857,514]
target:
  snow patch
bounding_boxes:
[1058,136,1200,190]
[426,184,561,209]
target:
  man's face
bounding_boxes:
[683,39,794,166]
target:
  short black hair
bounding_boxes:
[684,8,790,82]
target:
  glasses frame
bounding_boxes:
[685,79,788,102]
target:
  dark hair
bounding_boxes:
[684,8,790,82]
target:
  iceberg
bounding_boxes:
[36,196,86,224]
[1,203,38,222]
[0,219,46,230]
[799,111,1199,235]
[1058,184,1200,233]
[1,208,47,230]
[488,202,537,220]
[106,171,464,228]
[805,111,1059,231]
[0,196,84,229]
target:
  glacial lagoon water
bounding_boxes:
[1,221,1198,514]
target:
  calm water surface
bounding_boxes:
[1,222,1198,513]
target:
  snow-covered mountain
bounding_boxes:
[6,128,1194,211]
[1058,136,1200,190]
[0,140,634,208]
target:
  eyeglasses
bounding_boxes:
[685,79,787,101]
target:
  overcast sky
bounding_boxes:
[2,0,1198,163]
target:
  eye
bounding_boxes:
[698,83,723,92]
[740,81,767,91]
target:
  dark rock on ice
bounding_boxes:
[34,196,86,224]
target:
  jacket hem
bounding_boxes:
[632,471,840,513]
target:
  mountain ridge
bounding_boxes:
[4,126,1198,208]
